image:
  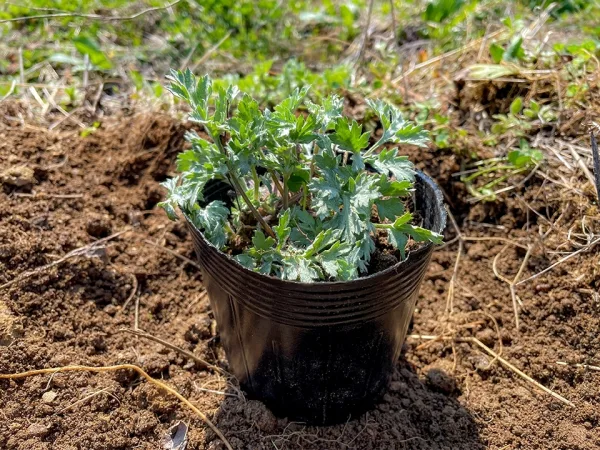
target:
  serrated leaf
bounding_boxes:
[252,229,275,251]
[375,198,405,221]
[190,200,230,249]
[235,254,256,269]
[330,118,370,153]
[367,149,415,182]
[273,209,291,249]
[379,177,412,196]
[388,229,409,259]
[365,99,430,153]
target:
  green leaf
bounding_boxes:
[367,149,415,182]
[287,168,310,192]
[235,254,256,270]
[330,118,370,153]
[489,43,504,64]
[510,97,523,116]
[504,36,525,62]
[379,177,412,196]
[73,36,112,70]
[388,229,409,259]
[189,200,230,249]
[273,209,291,249]
[507,148,543,168]
[252,229,276,251]
[375,198,405,221]
[467,64,518,80]
[365,99,429,153]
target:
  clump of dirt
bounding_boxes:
[1,109,599,450]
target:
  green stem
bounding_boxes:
[463,164,515,183]
[374,223,392,229]
[251,166,260,200]
[301,184,309,210]
[282,174,289,210]
[212,132,276,239]
[482,168,527,189]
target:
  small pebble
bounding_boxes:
[42,391,57,404]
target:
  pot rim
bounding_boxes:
[183,171,447,289]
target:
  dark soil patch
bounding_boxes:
[1,111,599,449]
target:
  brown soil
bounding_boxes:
[1,109,599,450]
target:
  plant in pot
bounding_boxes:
[160,69,446,425]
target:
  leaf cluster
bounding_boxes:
[160,70,442,282]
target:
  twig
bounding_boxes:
[356,0,375,66]
[0,230,128,290]
[57,387,115,413]
[391,29,506,85]
[18,47,24,85]
[122,274,138,309]
[492,244,534,329]
[445,208,463,315]
[134,295,141,331]
[557,361,600,372]
[565,143,596,188]
[462,236,529,250]
[0,364,233,450]
[190,32,232,71]
[142,239,202,271]
[409,335,574,407]
[591,132,600,200]
[0,0,182,24]
[120,328,225,375]
[389,0,398,47]
[516,236,600,286]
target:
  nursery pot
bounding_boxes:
[185,171,446,425]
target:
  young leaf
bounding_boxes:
[252,229,276,251]
[367,149,415,182]
[189,200,230,249]
[489,43,504,64]
[375,198,405,221]
[510,97,523,116]
[273,209,292,249]
[330,118,370,153]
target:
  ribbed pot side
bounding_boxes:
[185,172,447,425]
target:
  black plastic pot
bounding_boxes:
[185,172,446,425]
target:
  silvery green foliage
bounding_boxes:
[160,70,442,282]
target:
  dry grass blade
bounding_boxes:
[445,208,463,315]
[591,132,600,200]
[492,244,534,329]
[0,0,182,24]
[0,229,128,290]
[409,335,574,407]
[516,236,600,286]
[120,328,226,375]
[0,364,233,450]
[557,361,600,372]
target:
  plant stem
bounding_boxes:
[269,170,285,198]
[462,164,516,182]
[374,223,392,229]
[251,166,260,200]
[282,174,289,210]
[301,184,309,210]
[212,133,276,239]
